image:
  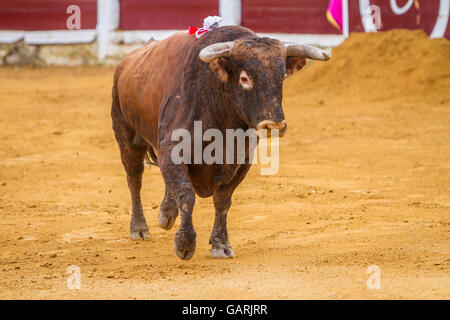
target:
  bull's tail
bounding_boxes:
[144,146,158,167]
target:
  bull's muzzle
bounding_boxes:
[256,120,287,137]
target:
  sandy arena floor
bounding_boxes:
[0,33,449,299]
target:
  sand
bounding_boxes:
[0,30,449,299]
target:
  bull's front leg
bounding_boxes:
[173,182,196,260]
[210,191,235,259]
[159,148,196,260]
[158,185,179,230]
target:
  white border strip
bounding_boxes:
[23,30,97,45]
[0,31,25,43]
[0,30,96,45]
[112,30,345,47]
[257,33,345,47]
[0,30,344,48]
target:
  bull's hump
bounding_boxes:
[200,26,256,44]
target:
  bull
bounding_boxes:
[111,26,330,260]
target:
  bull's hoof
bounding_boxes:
[210,244,235,259]
[158,200,178,230]
[174,230,196,260]
[130,229,150,241]
[130,223,150,241]
[158,209,177,230]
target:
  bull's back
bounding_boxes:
[114,31,195,147]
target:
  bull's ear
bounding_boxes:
[285,56,306,77]
[199,41,235,82]
[284,43,330,77]
[210,57,230,82]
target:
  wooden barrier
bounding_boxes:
[119,0,219,30]
[0,0,97,30]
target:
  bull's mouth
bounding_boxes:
[256,120,287,138]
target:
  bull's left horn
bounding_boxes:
[199,41,235,62]
[285,44,331,61]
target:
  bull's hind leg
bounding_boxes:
[120,140,150,240]
[112,102,150,240]
[158,186,179,230]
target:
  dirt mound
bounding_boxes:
[285,29,450,102]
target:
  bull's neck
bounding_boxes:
[183,76,249,133]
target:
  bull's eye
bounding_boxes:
[239,70,253,90]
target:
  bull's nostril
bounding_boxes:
[257,120,287,130]
[256,120,288,137]
[267,120,287,130]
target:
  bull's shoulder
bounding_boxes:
[115,31,196,79]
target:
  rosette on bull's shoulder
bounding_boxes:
[189,15,222,39]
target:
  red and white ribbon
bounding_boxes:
[189,16,222,39]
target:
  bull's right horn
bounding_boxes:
[199,41,235,62]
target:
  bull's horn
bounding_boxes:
[199,41,235,62]
[285,44,331,61]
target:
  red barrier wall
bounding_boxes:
[0,0,97,30]
[241,0,339,34]
[0,0,448,39]
[119,0,218,30]
[349,0,449,38]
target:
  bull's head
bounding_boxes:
[199,38,331,136]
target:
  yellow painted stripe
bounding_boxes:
[326,10,341,32]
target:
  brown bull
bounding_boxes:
[111,26,330,260]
